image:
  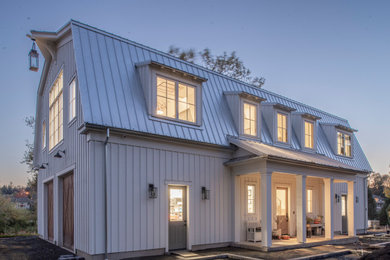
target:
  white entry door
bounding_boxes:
[169,186,187,250]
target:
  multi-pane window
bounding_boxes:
[277,113,288,143]
[42,121,46,149]
[49,71,63,150]
[156,76,196,123]
[243,103,257,136]
[247,185,255,214]
[337,132,352,157]
[304,121,314,148]
[276,188,287,216]
[341,195,346,216]
[69,79,76,122]
[307,189,313,213]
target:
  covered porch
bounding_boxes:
[227,137,360,249]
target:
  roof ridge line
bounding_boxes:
[70,20,349,124]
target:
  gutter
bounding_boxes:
[104,128,110,260]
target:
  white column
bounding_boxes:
[296,175,307,243]
[324,178,334,239]
[260,171,272,247]
[233,175,241,242]
[347,181,356,237]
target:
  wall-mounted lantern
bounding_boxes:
[28,39,39,72]
[148,184,158,199]
[356,196,359,203]
[201,187,210,200]
[54,150,66,158]
[40,163,49,169]
[335,193,340,203]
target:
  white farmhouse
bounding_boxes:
[32,21,372,259]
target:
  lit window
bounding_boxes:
[243,103,257,136]
[304,121,314,148]
[247,185,255,214]
[277,113,288,143]
[276,188,287,216]
[341,195,346,216]
[42,121,46,149]
[156,76,196,123]
[69,79,76,122]
[307,189,313,213]
[169,188,183,221]
[49,71,63,150]
[337,132,352,157]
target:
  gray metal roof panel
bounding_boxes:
[70,21,372,172]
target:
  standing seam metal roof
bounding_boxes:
[70,21,371,172]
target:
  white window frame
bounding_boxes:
[337,131,352,157]
[242,100,259,137]
[304,120,314,149]
[152,70,202,126]
[42,121,46,150]
[276,111,288,144]
[68,78,76,123]
[49,70,64,151]
[246,184,256,214]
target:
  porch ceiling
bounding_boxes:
[227,136,365,174]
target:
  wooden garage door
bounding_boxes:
[47,181,54,241]
[63,173,74,249]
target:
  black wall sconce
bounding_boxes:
[356,196,359,203]
[201,187,210,200]
[148,184,158,199]
[335,193,340,203]
[54,150,66,158]
[40,163,49,169]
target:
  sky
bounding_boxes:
[0,0,389,186]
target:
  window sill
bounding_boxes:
[336,153,353,159]
[149,115,203,130]
[68,117,77,127]
[48,140,64,155]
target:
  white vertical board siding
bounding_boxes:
[87,136,232,254]
[334,183,347,233]
[36,39,90,253]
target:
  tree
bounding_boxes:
[168,46,265,88]
[368,172,386,196]
[379,198,390,226]
[367,188,377,220]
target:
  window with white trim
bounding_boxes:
[69,79,76,122]
[337,131,351,157]
[307,189,313,213]
[243,102,257,136]
[49,71,63,150]
[304,121,314,148]
[277,112,288,143]
[42,121,46,149]
[247,185,255,214]
[156,76,196,123]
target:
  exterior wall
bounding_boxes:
[36,38,90,252]
[86,133,233,255]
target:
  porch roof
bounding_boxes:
[227,136,366,173]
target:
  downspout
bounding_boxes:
[363,175,368,234]
[104,128,110,260]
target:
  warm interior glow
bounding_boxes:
[178,83,196,123]
[49,71,63,150]
[304,121,314,148]
[341,195,346,216]
[247,185,255,214]
[169,188,183,221]
[69,79,76,121]
[243,103,257,136]
[277,113,287,143]
[307,189,313,213]
[337,132,351,157]
[42,121,46,149]
[276,188,287,216]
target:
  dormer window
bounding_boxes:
[337,132,351,157]
[277,112,288,143]
[243,102,257,136]
[304,121,314,149]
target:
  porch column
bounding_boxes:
[324,178,334,239]
[260,171,272,247]
[233,175,240,242]
[347,181,356,237]
[296,175,307,243]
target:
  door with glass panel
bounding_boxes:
[341,195,348,234]
[169,186,187,250]
[276,187,289,235]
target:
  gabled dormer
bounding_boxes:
[321,123,357,158]
[262,103,296,147]
[292,112,321,153]
[136,60,207,127]
[224,91,266,140]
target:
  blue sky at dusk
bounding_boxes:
[0,0,389,185]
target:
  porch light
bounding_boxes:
[201,187,210,200]
[335,194,340,203]
[356,196,359,203]
[54,150,66,158]
[148,184,158,199]
[28,39,39,72]
[39,163,49,169]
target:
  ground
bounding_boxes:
[1,233,390,260]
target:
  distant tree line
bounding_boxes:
[368,172,390,226]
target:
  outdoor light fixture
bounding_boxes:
[148,184,158,199]
[201,187,210,200]
[356,196,359,203]
[28,39,39,72]
[335,194,340,203]
[40,163,48,169]
[54,150,66,158]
